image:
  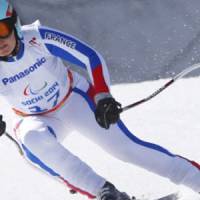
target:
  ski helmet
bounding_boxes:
[0,0,22,39]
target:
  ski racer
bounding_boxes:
[0,1,200,199]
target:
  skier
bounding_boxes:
[0,1,200,199]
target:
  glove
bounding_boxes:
[95,97,122,129]
[0,115,6,136]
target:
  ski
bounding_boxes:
[155,192,179,200]
[132,192,179,200]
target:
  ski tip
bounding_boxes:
[156,192,179,200]
[133,192,179,200]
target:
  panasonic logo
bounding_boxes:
[2,57,46,86]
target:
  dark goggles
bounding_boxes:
[0,18,15,39]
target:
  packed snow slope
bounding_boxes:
[1,78,200,200]
[1,1,200,200]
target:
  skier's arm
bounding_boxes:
[38,26,121,129]
[38,26,110,100]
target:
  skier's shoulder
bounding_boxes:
[21,21,72,44]
[21,20,60,41]
[21,20,41,36]
[20,20,44,45]
[21,20,51,50]
[23,22,61,37]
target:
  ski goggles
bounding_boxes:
[0,19,15,39]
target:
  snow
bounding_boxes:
[1,1,200,199]
[1,77,200,200]
[10,0,200,83]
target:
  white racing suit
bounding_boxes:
[1,21,200,198]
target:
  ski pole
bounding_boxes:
[4,132,24,156]
[120,62,200,113]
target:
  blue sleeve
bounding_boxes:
[38,26,110,94]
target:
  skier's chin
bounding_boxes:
[0,45,13,57]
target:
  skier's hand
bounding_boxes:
[94,97,122,129]
[0,115,6,136]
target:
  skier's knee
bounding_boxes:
[22,129,56,155]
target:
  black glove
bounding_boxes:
[0,115,6,136]
[95,97,122,129]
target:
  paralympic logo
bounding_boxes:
[24,81,48,96]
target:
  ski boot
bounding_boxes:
[96,181,132,200]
